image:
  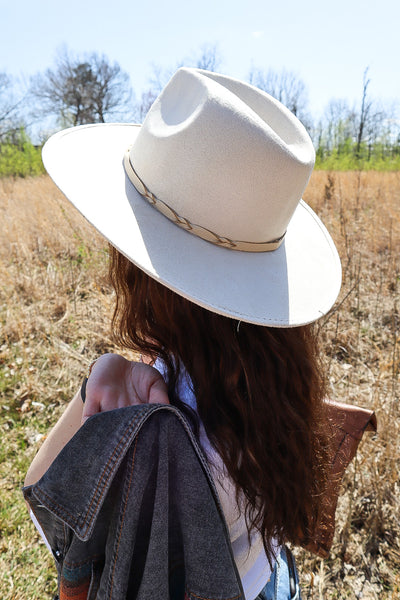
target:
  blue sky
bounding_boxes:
[1,0,399,119]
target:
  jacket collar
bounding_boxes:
[25,404,209,542]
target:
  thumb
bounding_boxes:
[80,393,101,425]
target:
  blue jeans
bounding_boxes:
[257,546,301,600]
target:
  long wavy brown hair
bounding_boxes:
[109,246,329,563]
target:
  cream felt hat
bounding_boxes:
[42,67,341,327]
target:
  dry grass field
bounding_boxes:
[0,171,399,599]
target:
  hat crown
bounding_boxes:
[41,67,341,326]
[129,68,315,244]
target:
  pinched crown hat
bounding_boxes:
[42,67,341,326]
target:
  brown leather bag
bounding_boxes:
[302,400,377,558]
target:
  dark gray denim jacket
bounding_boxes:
[23,404,245,600]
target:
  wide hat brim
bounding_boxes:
[42,123,341,327]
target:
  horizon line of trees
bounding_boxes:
[1,45,399,177]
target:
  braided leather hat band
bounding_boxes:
[124,151,285,253]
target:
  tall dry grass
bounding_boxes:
[0,172,399,599]
[0,176,115,597]
[299,171,400,599]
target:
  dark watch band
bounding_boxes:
[81,377,88,403]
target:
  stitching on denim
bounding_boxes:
[83,405,165,533]
[33,406,245,599]
[33,433,132,528]
[83,407,153,528]
[34,487,76,522]
[83,423,135,532]
[108,435,138,598]
[62,520,69,558]
[34,407,157,534]
[35,406,210,533]
[34,404,244,597]
[187,590,242,600]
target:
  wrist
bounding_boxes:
[80,359,98,403]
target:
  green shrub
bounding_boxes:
[0,131,45,178]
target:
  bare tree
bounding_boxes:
[133,65,170,123]
[376,102,400,158]
[0,73,25,141]
[356,68,373,157]
[352,68,390,160]
[323,99,356,153]
[136,89,158,122]
[31,48,133,127]
[248,67,312,130]
[134,44,223,122]
[194,43,221,72]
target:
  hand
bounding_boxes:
[81,353,169,424]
